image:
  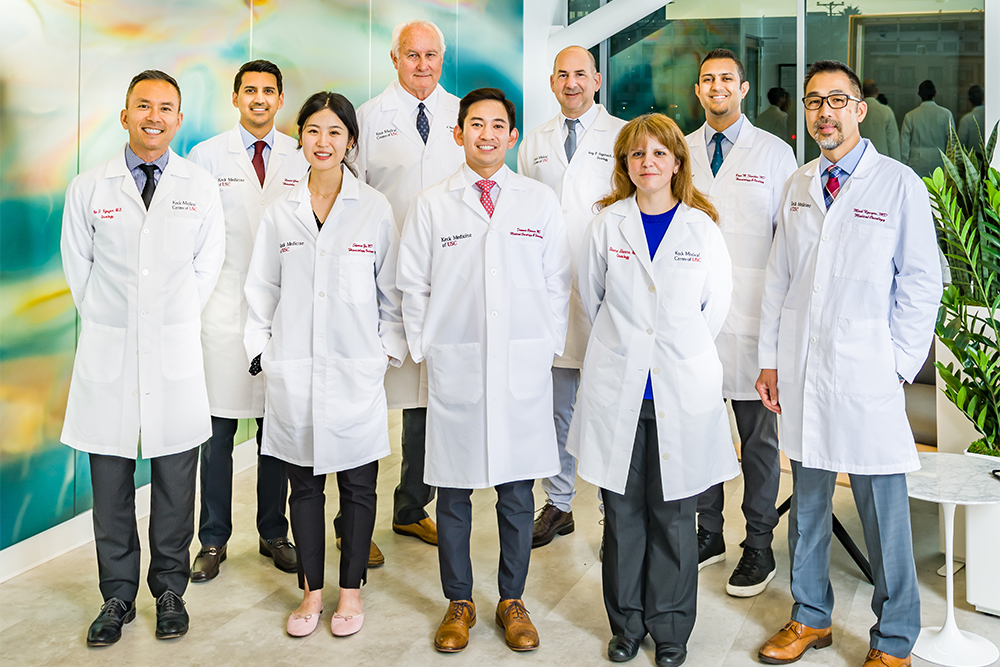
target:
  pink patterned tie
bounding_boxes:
[476,179,496,217]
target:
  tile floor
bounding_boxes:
[1,411,998,666]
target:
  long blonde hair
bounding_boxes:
[597,113,718,223]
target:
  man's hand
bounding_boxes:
[756,369,781,414]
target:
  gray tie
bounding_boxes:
[564,119,579,162]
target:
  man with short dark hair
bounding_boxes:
[958,84,986,157]
[900,79,954,177]
[756,60,941,667]
[61,69,225,645]
[859,78,901,160]
[397,87,571,654]
[755,86,790,143]
[186,60,308,582]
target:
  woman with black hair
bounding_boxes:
[244,92,407,638]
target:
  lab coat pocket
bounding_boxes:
[510,238,545,290]
[676,347,724,415]
[76,320,126,383]
[664,268,706,313]
[834,317,898,396]
[426,342,483,405]
[834,223,896,283]
[262,358,312,428]
[165,217,199,262]
[161,321,203,381]
[582,337,625,408]
[508,337,553,400]
[727,184,771,237]
[776,308,798,384]
[338,254,375,303]
[325,357,386,432]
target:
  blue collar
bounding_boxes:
[125,145,169,173]
[239,123,275,152]
[819,137,867,177]
[704,115,744,146]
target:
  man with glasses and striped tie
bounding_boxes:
[755,61,942,667]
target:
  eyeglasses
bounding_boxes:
[802,94,863,111]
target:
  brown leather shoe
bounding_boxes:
[758,620,832,664]
[434,599,476,652]
[335,538,385,567]
[392,517,438,546]
[495,599,540,651]
[532,503,575,548]
[862,649,911,667]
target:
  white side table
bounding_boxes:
[907,452,1000,667]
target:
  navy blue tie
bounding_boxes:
[416,103,430,144]
[710,132,725,176]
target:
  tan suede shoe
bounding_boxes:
[434,599,476,652]
[862,649,911,667]
[335,538,384,567]
[758,620,833,664]
[495,599,539,651]
[392,517,438,545]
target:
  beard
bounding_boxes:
[813,116,845,150]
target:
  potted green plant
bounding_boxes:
[923,120,1000,616]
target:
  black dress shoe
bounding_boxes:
[155,590,189,639]
[655,642,687,666]
[608,635,643,662]
[191,544,226,582]
[260,536,298,573]
[87,598,135,646]
[532,502,575,548]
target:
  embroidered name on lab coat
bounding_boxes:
[441,233,472,248]
[375,128,400,140]
[854,208,889,223]
[789,200,812,213]
[348,243,375,254]
[609,246,635,260]
[279,240,305,253]
[735,172,765,185]
[282,178,299,187]
[588,150,613,163]
[93,207,122,219]
[510,228,543,239]
[171,200,198,212]
[532,154,549,165]
[218,177,245,188]
[674,250,702,263]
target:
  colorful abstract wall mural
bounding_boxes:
[0,0,523,550]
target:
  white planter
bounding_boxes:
[962,447,1000,617]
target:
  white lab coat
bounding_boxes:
[396,165,572,489]
[517,104,626,368]
[356,80,466,409]
[60,145,225,458]
[567,198,739,501]
[687,118,797,399]
[187,125,309,418]
[758,140,942,474]
[900,101,955,178]
[244,169,407,475]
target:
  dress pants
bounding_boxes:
[437,480,534,601]
[197,416,289,546]
[788,460,921,657]
[287,461,378,590]
[697,399,780,548]
[602,400,698,644]
[393,407,435,525]
[541,367,581,512]
[89,449,198,601]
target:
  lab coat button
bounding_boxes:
[810,336,818,344]
[662,452,670,461]
[318,291,325,297]
[652,368,660,375]
[822,235,830,242]
[813,285,821,292]
[132,391,138,397]
[491,268,497,275]
[260,198,266,206]
[657,411,665,419]
[141,269,149,276]
[140,310,147,317]
[646,328,653,335]
[320,251,326,257]
[491,311,498,318]
[648,285,656,293]
[142,228,149,234]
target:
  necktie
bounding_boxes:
[138,163,157,210]
[252,140,267,186]
[824,165,844,209]
[565,119,579,162]
[416,103,430,144]
[710,132,725,176]
[476,179,496,217]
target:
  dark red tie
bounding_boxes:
[252,140,266,187]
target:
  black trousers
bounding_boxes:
[197,416,289,546]
[602,400,698,644]
[696,399,780,549]
[437,480,533,601]
[89,448,198,602]
[287,460,378,590]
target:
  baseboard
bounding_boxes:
[0,439,258,583]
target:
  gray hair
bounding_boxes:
[391,20,446,60]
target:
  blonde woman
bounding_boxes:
[567,113,739,666]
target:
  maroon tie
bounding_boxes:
[476,179,496,217]
[252,140,266,187]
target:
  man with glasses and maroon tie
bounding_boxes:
[755,61,942,667]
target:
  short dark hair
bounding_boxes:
[700,49,746,84]
[969,85,984,106]
[918,80,936,101]
[458,88,516,130]
[234,60,283,95]
[295,92,360,176]
[126,70,182,110]
[803,60,862,99]
[767,87,787,106]
[862,78,878,97]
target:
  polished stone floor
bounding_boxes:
[1,411,998,667]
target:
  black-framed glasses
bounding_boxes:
[802,94,863,110]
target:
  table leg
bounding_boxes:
[913,502,999,667]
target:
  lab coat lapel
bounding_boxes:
[546,116,570,170]
[228,126,262,190]
[654,204,693,265]
[290,177,319,239]
[427,90,459,148]
[689,125,713,183]
[713,117,753,181]
[805,161,826,212]
[490,169,523,224]
[388,86,425,149]
[146,149,180,214]
[263,133,291,190]
[108,147,145,210]
[616,197,655,281]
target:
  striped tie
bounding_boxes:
[824,165,843,209]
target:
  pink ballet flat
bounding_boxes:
[330,611,364,637]
[286,608,322,637]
